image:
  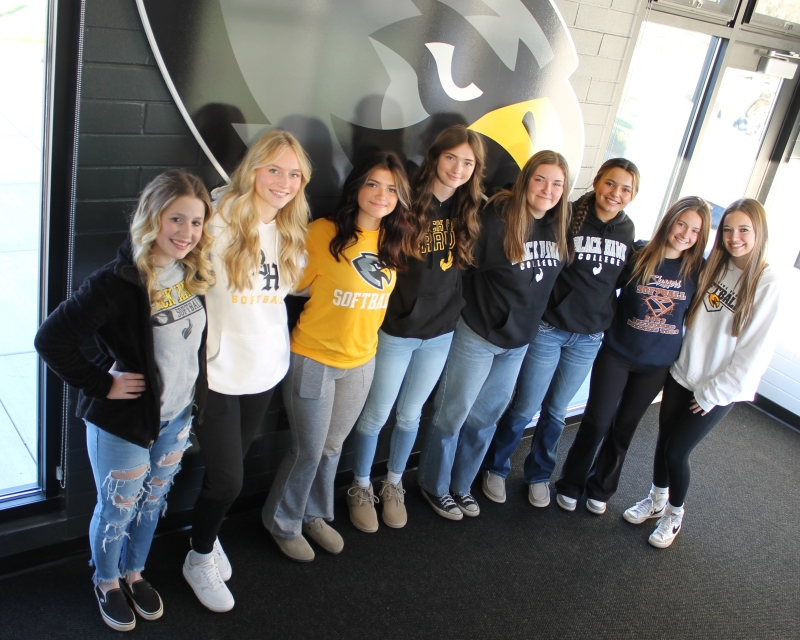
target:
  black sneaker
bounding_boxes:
[94,585,136,632]
[120,578,164,620]
[453,492,480,517]
[421,488,463,520]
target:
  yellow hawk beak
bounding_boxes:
[468,98,564,169]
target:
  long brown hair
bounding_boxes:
[569,158,641,237]
[409,125,486,267]
[130,170,215,304]
[487,150,571,263]
[328,151,413,271]
[686,198,769,337]
[628,196,710,287]
[216,130,312,291]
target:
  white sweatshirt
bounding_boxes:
[670,261,780,413]
[205,213,295,395]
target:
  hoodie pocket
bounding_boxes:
[214,329,288,387]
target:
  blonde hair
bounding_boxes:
[216,130,312,291]
[686,198,769,337]
[489,150,571,263]
[628,196,710,287]
[130,170,215,305]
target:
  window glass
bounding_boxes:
[605,21,715,238]
[750,0,800,34]
[679,67,782,235]
[0,0,48,497]
[655,0,738,23]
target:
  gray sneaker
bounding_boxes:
[528,482,550,507]
[586,498,607,515]
[482,471,506,504]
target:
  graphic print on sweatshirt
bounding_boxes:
[259,249,279,291]
[628,274,687,335]
[703,279,737,313]
[573,234,628,274]
[420,218,456,271]
[514,239,561,282]
[151,278,204,338]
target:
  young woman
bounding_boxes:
[553,197,710,513]
[482,158,639,508]
[34,171,213,631]
[347,126,485,532]
[262,151,413,560]
[624,198,779,548]
[183,130,312,612]
[417,150,571,520]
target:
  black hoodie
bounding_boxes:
[381,195,465,339]
[461,201,565,349]
[543,193,635,334]
[34,239,208,449]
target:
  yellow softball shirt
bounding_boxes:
[291,218,396,369]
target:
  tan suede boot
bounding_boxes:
[379,480,407,528]
[347,481,379,533]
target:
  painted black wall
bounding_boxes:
[0,0,396,562]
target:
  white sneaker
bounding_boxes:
[623,492,667,524]
[183,552,235,612]
[528,482,550,507]
[648,506,684,548]
[556,493,577,511]
[586,498,607,515]
[482,471,506,504]
[211,538,232,582]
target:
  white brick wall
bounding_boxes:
[552,0,646,192]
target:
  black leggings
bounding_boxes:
[190,388,275,554]
[556,346,669,500]
[652,374,733,508]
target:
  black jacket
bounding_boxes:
[543,194,635,334]
[461,202,565,349]
[34,239,207,449]
[381,196,464,339]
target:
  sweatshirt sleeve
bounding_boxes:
[33,272,117,399]
[695,270,781,412]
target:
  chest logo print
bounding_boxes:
[440,250,454,271]
[352,252,393,290]
[592,264,603,275]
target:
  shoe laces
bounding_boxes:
[440,494,458,510]
[380,481,405,504]
[653,511,680,538]
[348,485,378,506]
[456,492,475,506]
[198,557,225,590]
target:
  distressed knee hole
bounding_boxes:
[150,476,168,486]
[110,464,148,481]
[177,425,191,441]
[147,495,159,501]
[111,493,138,509]
[157,450,183,467]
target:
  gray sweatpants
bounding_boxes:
[263,352,375,539]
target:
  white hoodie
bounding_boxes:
[670,261,780,413]
[205,212,294,395]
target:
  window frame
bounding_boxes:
[0,0,81,520]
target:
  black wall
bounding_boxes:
[0,0,395,562]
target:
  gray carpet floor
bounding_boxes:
[0,402,798,639]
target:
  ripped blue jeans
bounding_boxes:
[85,403,192,584]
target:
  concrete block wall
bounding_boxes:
[552,0,645,194]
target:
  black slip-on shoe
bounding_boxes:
[94,585,136,632]
[120,578,164,620]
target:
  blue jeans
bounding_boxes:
[86,403,193,584]
[351,329,453,478]
[418,318,528,497]
[484,322,603,483]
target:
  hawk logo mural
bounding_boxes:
[137,0,583,207]
[352,252,393,290]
